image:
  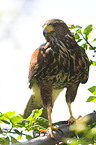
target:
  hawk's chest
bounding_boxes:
[46,52,82,89]
[37,47,82,88]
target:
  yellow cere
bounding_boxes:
[43,24,55,33]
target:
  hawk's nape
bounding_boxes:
[23,19,90,137]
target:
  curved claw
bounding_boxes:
[68,115,82,124]
[40,126,59,138]
[58,128,64,135]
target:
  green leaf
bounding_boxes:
[88,86,96,95]
[75,33,80,39]
[82,43,88,50]
[10,136,19,144]
[33,129,40,138]
[0,127,2,134]
[4,111,15,118]
[32,108,43,118]
[91,38,96,43]
[0,119,10,124]
[68,24,76,29]
[10,116,23,124]
[17,135,22,140]
[0,111,15,124]
[14,129,21,135]
[36,117,48,128]
[83,24,93,36]
[26,135,33,140]
[77,39,82,43]
[89,46,96,50]
[0,115,9,123]
[86,34,90,40]
[76,25,82,29]
[76,28,81,33]
[91,61,96,66]
[86,96,96,102]
[89,47,94,50]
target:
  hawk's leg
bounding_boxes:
[68,102,75,122]
[40,105,59,138]
[40,82,59,138]
[66,83,81,123]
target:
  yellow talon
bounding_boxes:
[40,106,59,138]
[40,126,59,138]
[69,115,82,124]
[68,103,82,124]
[69,116,76,123]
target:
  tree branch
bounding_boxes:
[12,111,96,145]
[80,32,95,50]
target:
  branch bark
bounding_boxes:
[12,111,96,145]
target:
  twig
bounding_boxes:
[80,32,95,50]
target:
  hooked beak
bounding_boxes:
[43,24,55,36]
[43,28,48,36]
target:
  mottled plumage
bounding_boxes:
[23,19,90,137]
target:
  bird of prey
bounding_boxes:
[23,19,90,137]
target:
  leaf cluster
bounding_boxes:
[69,24,96,61]
[0,109,48,145]
[86,86,96,102]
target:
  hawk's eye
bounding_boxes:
[50,31,55,34]
[53,23,57,27]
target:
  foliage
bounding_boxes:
[86,86,96,102]
[69,24,96,57]
[0,109,48,144]
[0,110,96,145]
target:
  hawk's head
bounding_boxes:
[43,19,73,43]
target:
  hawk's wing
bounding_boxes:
[28,42,54,88]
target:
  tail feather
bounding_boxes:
[23,95,47,119]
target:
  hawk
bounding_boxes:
[23,19,90,137]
